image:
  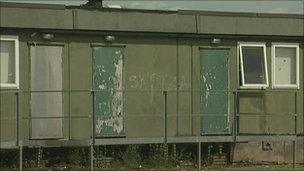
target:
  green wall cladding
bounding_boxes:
[124,39,178,137]
[0,31,303,145]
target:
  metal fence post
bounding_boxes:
[198,142,201,171]
[91,90,95,171]
[294,92,297,135]
[233,91,238,142]
[16,92,22,170]
[293,140,296,169]
[91,143,94,171]
[15,92,20,147]
[293,92,297,169]
[19,146,23,171]
[92,90,95,144]
[163,91,168,144]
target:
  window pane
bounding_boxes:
[0,40,15,84]
[242,46,266,84]
[275,47,296,85]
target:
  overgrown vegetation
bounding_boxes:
[0,149,19,168]
[0,143,229,170]
[122,145,141,168]
[91,144,196,170]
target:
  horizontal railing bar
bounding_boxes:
[0,89,299,93]
[0,116,92,120]
[238,113,296,116]
[0,113,296,120]
[1,135,299,147]
[0,117,17,120]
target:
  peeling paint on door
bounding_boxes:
[200,49,229,134]
[93,46,124,137]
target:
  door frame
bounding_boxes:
[91,43,126,138]
[28,43,65,140]
[199,47,231,135]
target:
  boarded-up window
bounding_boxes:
[30,45,63,139]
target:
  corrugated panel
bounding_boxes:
[200,49,229,134]
[93,46,124,137]
[30,45,63,139]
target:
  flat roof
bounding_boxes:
[0,2,303,37]
[1,1,302,19]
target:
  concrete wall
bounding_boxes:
[233,142,304,164]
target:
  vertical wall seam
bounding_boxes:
[115,12,119,30]
[61,45,65,139]
[176,37,180,136]
[122,47,126,135]
[235,17,238,34]
[195,14,200,34]
[190,44,194,135]
[72,10,78,30]
[91,46,94,140]
[28,45,32,140]
[263,93,268,134]
[68,42,71,140]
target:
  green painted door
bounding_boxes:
[93,46,124,137]
[200,49,229,134]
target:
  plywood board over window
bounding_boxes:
[30,45,64,139]
[271,43,299,89]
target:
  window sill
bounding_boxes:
[240,84,268,89]
[0,83,19,89]
[272,85,299,89]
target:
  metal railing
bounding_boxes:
[0,89,300,170]
[0,89,300,147]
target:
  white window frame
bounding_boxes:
[239,42,269,89]
[271,43,299,89]
[0,35,19,89]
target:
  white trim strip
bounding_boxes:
[0,35,19,89]
[239,42,269,89]
[271,43,299,89]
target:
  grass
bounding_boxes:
[1,145,303,171]
[200,165,304,171]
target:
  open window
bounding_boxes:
[0,35,19,89]
[272,43,299,89]
[239,42,268,89]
